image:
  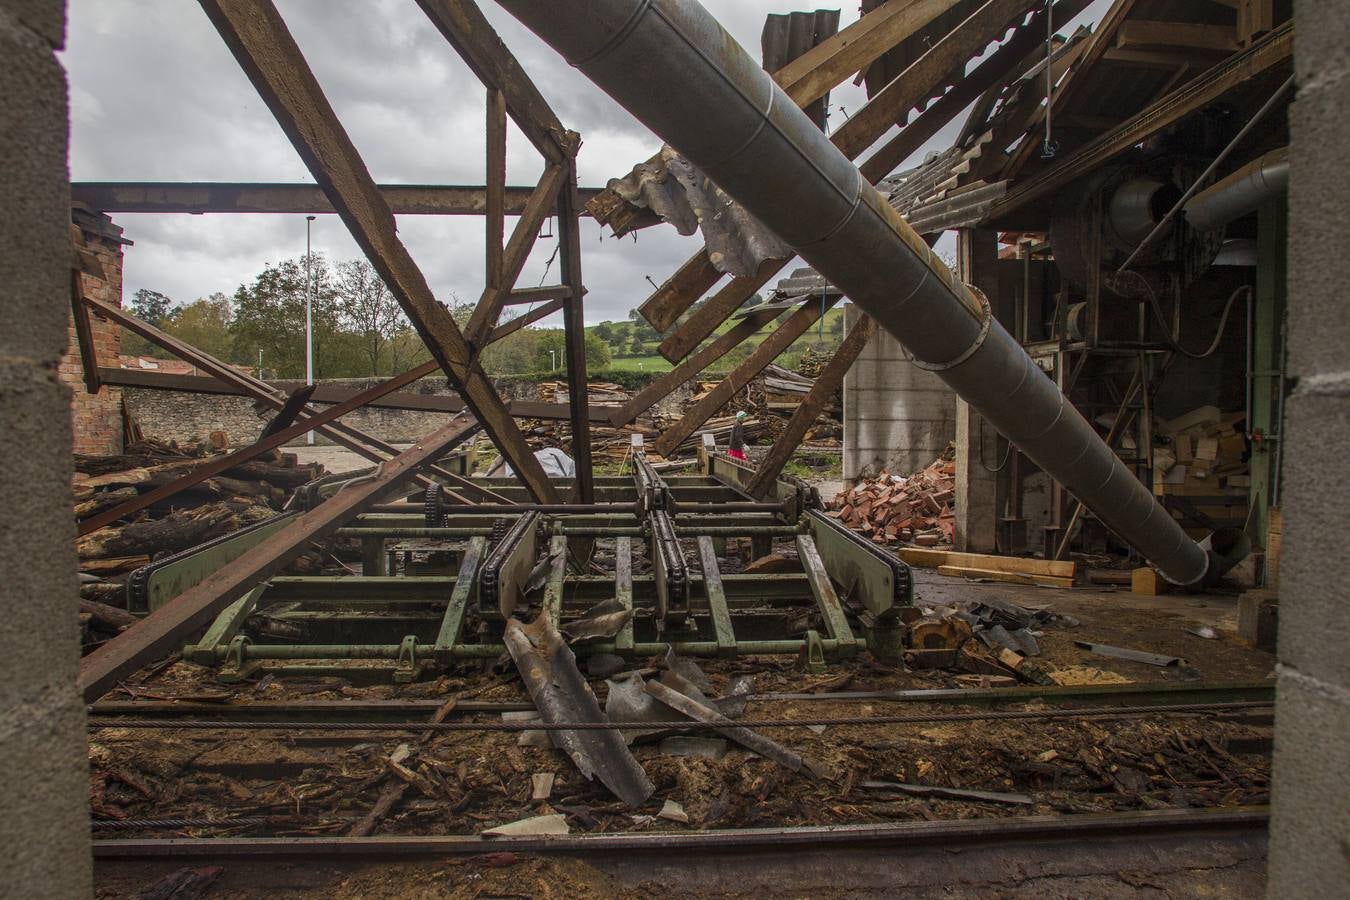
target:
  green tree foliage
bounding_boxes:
[335,258,411,375]
[130,288,172,326]
[163,293,235,363]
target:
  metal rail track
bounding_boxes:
[91,807,1267,859]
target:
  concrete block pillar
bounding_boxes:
[954,229,1000,552]
[1268,3,1350,893]
[0,1,93,896]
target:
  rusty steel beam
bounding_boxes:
[68,182,601,216]
[745,315,875,498]
[414,0,576,165]
[77,360,451,536]
[198,0,558,502]
[78,417,482,703]
[652,295,840,457]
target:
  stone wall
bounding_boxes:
[64,209,126,455]
[125,376,551,447]
[0,0,95,894]
[1268,3,1350,893]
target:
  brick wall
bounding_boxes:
[64,209,127,456]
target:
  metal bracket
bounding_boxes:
[803,629,827,674]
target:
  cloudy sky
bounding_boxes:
[62,0,1110,326]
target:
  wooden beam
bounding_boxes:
[77,360,451,536]
[830,0,1042,161]
[774,0,963,107]
[413,0,574,164]
[502,285,573,306]
[465,163,566,345]
[69,269,102,395]
[487,298,565,343]
[936,564,1074,588]
[609,307,782,426]
[1102,47,1220,69]
[557,161,594,503]
[652,295,840,457]
[1001,0,1142,181]
[744,315,875,498]
[991,21,1293,219]
[198,0,558,503]
[897,547,1076,578]
[68,181,601,216]
[1237,0,1275,46]
[858,0,1091,183]
[657,258,789,363]
[1115,21,1238,53]
[486,88,506,290]
[637,253,724,333]
[77,417,481,702]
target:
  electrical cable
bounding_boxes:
[1123,271,1250,361]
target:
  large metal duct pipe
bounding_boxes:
[1184,148,1289,231]
[499,0,1216,587]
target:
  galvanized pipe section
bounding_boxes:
[499,0,1214,585]
[1184,148,1289,231]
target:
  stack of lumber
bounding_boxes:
[828,455,957,546]
[1149,405,1250,534]
[761,364,814,411]
[73,439,323,581]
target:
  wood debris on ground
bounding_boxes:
[74,437,326,650]
[828,448,957,546]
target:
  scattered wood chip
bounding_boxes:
[483,813,570,837]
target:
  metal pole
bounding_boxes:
[305,214,316,445]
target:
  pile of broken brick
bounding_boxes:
[828,451,956,546]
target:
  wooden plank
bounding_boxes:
[637,252,723,332]
[936,565,1074,588]
[434,535,487,660]
[413,0,574,164]
[657,257,790,363]
[198,0,558,503]
[898,547,1077,578]
[610,306,781,426]
[1131,567,1171,596]
[613,536,634,653]
[503,284,572,306]
[465,163,566,344]
[796,535,859,649]
[745,315,875,498]
[831,0,1041,161]
[485,88,506,290]
[78,417,481,702]
[487,298,565,344]
[1116,21,1238,52]
[696,536,737,657]
[69,269,102,394]
[652,295,839,457]
[774,0,963,107]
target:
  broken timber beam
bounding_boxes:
[557,161,595,502]
[78,417,482,702]
[198,0,558,502]
[652,295,840,457]
[487,298,565,344]
[744,315,875,498]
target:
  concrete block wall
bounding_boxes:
[842,303,955,480]
[0,0,94,895]
[1268,4,1350,893]
[64,213,126,456]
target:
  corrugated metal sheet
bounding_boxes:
[762,9,841,129]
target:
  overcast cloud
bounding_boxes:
[62,1,1109,325]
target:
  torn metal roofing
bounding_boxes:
[762,9,841,130]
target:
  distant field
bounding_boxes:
[605,355,674,372]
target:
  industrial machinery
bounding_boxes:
[144,439,913,683]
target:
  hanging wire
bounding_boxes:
[1040,0,1058,160]
[1121,271,1250,361]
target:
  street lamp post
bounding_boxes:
[305,215,316,445]
[548,349,557,372]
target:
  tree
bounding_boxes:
[335,258,408,375]
[593,321,615,343]
[163,294,235,363]
[130,288,173,326]
[585,332,612,370]
[230,254,363,378]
